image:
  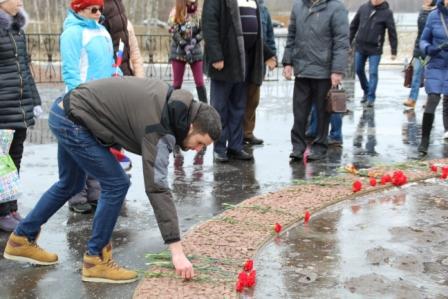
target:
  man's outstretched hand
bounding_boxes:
[169,241,194,280]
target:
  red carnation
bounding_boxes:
[352,180,362,192]
[381,174,391,185]
[304,210,311,224]
[369,178,377,186]
[274,223,282,234]
[246,270,257,288]
[236,279,245,292]
[431,165,438,172]
[243,259,254,272]
[441,171,448,179]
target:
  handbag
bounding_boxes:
[327,85,347,113]
[403,59,414,88]
[403,58,425,88]
[0,130,20,204]
[0,154,21,204]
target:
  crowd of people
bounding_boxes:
[0,0,447,286]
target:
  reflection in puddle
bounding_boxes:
[255,182,448,298]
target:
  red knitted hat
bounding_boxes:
[70,0,104,12]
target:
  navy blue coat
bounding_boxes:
[420,0,448,94]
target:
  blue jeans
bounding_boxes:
[15,97,130,256]
[355,51,381,103]
[409,58,423,101]
[307,105,343,141]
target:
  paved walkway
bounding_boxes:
[1,67,447,298]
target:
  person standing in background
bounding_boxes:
[61,0,120,214]
[0,0,42,231]
[102,0,144,78]
[418,0,448,155]
[403,0,437,110]
[202,0,276,163]
[283,0,349,161]
[243,0,276,146]
[350,0,397,108]
[168,0,207,103]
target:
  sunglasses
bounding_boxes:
[88,6,103,14]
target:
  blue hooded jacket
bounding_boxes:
[420,0,448,94]
[61,9,119,91]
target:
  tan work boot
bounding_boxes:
[3,233,58,265]
[82,243,138,284]
[403,99,416,109]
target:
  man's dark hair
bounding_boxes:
[192,103,222,141]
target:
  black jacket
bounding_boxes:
[102,0,133,76]
[413,7,435,58]
[202,0,275,85]
[349,1,398,56]
[0,9,40,130]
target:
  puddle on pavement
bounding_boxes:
[254,181,448,299]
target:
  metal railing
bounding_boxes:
[27,29,414,84]
[27,33,288,83]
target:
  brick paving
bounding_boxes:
[133,158,448,298]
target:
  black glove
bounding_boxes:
[426,45,442,56]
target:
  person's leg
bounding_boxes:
[171,59,187,89]
[8,128,27,172]
[243,83,262,143]
[0,202,18,232]
[190,60,208,103]
[15,99,88,240]
[227,81,248,153]
[367,54,381,104]
[419,93,440,154]
[443,95,448,135]
[310,79,332,158]
[408,58,423,102]
[210,79,232,156]
[291,78,313,158]
[355,51,369,101]
[306,104,318,138]
[329,112,343,144]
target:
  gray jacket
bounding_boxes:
[67,77,201,244]
[282,0,349,79]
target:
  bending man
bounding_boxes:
[3,77,221,284]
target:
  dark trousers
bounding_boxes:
[291,78,331,154]
[244,83,261,138]
[210,79,247,154]
[0,128,26,216]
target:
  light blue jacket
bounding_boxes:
[61,10,119,91]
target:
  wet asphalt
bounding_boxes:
[254,181,448,299]
[0,67,447,298]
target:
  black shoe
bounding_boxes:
[289,152,303,161]
[307,150,327,161]
[227,149,253,160]
[243,136,264,145]
[213,151,229,162]
[367,101,374,108]
[360,95,367,103]
[69,202,93,214]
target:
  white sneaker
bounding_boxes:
[444,131,448,140]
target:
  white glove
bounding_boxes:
[33,105,43,119]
